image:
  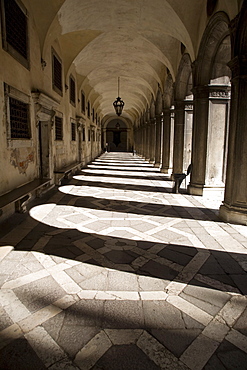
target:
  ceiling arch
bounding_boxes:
[30,0,213,121]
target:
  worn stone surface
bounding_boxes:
[0,153,247,369]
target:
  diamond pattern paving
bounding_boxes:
[0,152,247,369]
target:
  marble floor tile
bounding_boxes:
[0,153,247,369]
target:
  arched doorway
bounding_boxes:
[105,119,128,152]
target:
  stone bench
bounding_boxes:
[172,164,192,193]
[0,178,51,216]
[54,162,82,185]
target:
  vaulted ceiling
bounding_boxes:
[28,0,239,123]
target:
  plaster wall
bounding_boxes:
[0,2,101,197]
[0,8,41,195]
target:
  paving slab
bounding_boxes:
[0,153,247,369]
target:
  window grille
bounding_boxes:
[71,122,76,141]
[52,52,62,94]
[55,116,63,140]
[2,0,28,66]
[70,76,76,105]
[9,97,30,139]
[81,92,85,113]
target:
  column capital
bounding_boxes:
[208,85,231,100]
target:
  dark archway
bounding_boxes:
[106,119,128,152]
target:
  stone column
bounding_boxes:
[169,106,175,172]
[172,101,185,175]
[154,113,162,167]
[188,85,230,196]
[188,86,208,194]
[140,124,145,157]
[149,117,156,163]
[219,55,247,225]
[183,102,193,171]
[136,127,141,154]
[146,121,151,162]
[161,108,171,174]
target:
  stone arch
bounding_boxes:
[174,53,193,101]
[163,72,174,108]
[188,11,232,197]
[150,99,155,119]
[194,12,230,86]
[172,54,193,174]
[155,87,163,115]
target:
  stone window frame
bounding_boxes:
[88,128,91,142]
[52,48,63,96]
[69,74,76,106]
[0,0,30,69]
[87,101,91,119]
[4,83,33,148]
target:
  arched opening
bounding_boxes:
[189,12,231,197]
[105,119,128,152]
[173,53,193,175]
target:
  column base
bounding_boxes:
[160,166,172,175]
[188,183,225,197]
[154,162,161,168]
[219,203,247,225]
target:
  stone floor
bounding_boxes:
[0,152,247,370]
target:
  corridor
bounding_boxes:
[0,152,247,369]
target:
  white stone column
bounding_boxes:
[154,113,162,167]
[188,85,230,196]
[172,101,185,175]
[161,108,172,174]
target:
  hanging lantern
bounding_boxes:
[113,77,125,116]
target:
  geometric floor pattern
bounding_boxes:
[0,152,247,369]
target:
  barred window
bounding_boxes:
[87,101,90,118]
[52,51,62,95]
[88,129,91,141]
[9,97,30,139]
[81,92,85,114]
[1,0,29,68]
[55,116,63,140]
[71,122,76,141]
[70,76,76,105]
[92,108,95,122]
